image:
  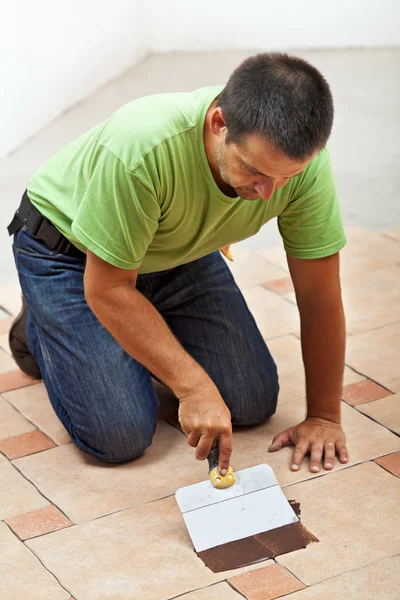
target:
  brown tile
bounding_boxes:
[342,379,392,406]
[0,347,16,373]
[4,382,71,445]
[242,287,299,340]
[262,277,294,295]
[346,323,400,392]
[230,563,305,600]
[6,505,72,540]
[272,556,400,599]
[0,315,14,334]
[374,452,400,478]
[26,496,274,600]
[224,246,287,289]
[0,522,68,600]
[0,459,49,520]
[0,430,55,459]
[0,396,36,439]
[0,369,41,393]
[277,462,400,585]
[357,393,400,434]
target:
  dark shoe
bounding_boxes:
[9,296,42,379]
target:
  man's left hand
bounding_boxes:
[268,417,349,472]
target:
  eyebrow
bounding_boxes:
[242,160,304,179]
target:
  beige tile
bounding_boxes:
[268,336,365,405]
[273,555,400,599]
[0,369,40,393]
[231,399,400,486]
[0,347,17,373]
[0,430,56,459]
[14,420,210,523]
[357,393,400,434]
[179,583,242,599]
[384,229,400,243]
[0,283,22,316]
[346,323,400,392]
[277,463,400,585]
[0,458,49,520]
[224,246,287,289]
[6,505,72,540]
[0,333,11,354]
[26,496,273,600]
[374,452,400,478]
[230,563,305,599]
[242,287,300,340]
[339,227,400,275]
[262,277,294,295]
[0,395,36,439]
[0,522,69,600]
[0,315,14,335]
[256,245,288,272]
[4,382,71,445]
[341,266,400,334]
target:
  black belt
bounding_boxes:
[7,191,85,258]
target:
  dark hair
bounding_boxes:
[217,52,334,161]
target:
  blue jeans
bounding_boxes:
[12,226,279,462]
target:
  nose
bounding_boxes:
[253,179,277,201]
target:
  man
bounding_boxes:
[7,52,349,477]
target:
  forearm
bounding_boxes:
[86,284,206,397]
[298,295,346,423]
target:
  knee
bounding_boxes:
[75,421,155,464]
[229,363,279,427]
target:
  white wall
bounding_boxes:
[144,0,400,52]
[1,0,147,157]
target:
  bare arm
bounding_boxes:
[83,250,232,470]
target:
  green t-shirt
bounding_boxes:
[27,86,346,273]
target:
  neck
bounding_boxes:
[203,102,236,196]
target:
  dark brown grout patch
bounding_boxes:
[197,500,318,573]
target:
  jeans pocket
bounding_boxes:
[14,227,63,259]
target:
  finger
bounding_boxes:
[291,444,309,471]
[218,431,233,474]
[336,441,349,464]
[187,431,201,448]
[268,430,292,452]
[323,442,336,470]
[195,434,214,461]
[309,443,324,473]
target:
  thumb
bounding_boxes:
[268,429,292,452]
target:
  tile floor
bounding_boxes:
[0,224,399,599]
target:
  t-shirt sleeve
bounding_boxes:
[277,154,346,259]
[71,147,160,270]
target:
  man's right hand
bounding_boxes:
[178,379,233,474]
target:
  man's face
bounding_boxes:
[214,132,315,202]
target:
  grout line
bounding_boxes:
[2,520,74,599]
[167,580,239,600]
[373,458,400,478]
[347,319,400,337]
[1,391,60,445]
[227,579,248,598]
[353,406,400,437]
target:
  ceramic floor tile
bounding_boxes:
[0,395,36,439]
[5,504,72,540]
[230,563,305,600]
[0,369,41,393]
[0,458,49,520]
[0,282,22,315]
[277,462,400,585]
[178,583,242,599]
[0,315,14,334]
[231,399,400,486]
[242,287,300,340]
[4,382,71,445]
[273,556,400,600]
[26,496,274,600]
[256,245,288,272]
[0,430,56,459]
[357,394,400,434]
[262,277,294,295]
[374,452,400,478]
[267,336,365,405]
[346,323,400,392]
[13,420,211,523]
[224,246,288,289]
[342,379,392,406]
[384,229,400,243]
[341,265,400,334]
[0,522,69,600]
[0,332,11,354]
[0,347,17,373]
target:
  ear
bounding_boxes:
[210,107,227,137]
